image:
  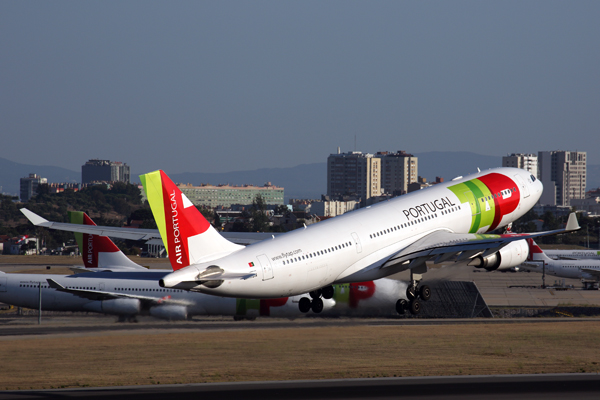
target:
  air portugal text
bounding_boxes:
[402,197,456,221]
[170,189,184,265]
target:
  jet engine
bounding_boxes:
[84,298,141,315]
[149,305,188,320]
[469,239,528,271]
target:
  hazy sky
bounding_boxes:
[2,1,599,175]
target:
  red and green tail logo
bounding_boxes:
[140,170,211,271]
[69,211,120,268]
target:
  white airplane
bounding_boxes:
[4,211,407,319]
[22,167,580,315]
[520,239,600,282]
[543,248,600,261]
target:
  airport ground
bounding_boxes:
[1,255,600,392]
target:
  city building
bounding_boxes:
[376,151,418,196]
[47,183,80,193]
[502,153,538,178]
[309,198,360,217]
[81,159,130,184]
[178,182,284,208]
[570,197,600,217]
[327,150,382,203]
[20,173,47,202]
[538,151,586,206]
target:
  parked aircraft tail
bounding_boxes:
[69,211,146,270]
[140,170,243,271]
[526,239,552,262]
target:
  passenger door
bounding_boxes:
[257,254,274,281]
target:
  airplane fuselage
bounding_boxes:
[163,168,543,298]
[0,272,406,318]
[521,259,600,281]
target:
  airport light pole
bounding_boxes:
[38,282,42,325]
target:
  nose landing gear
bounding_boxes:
[299,285,334,314]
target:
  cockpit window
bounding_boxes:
[530,175,536,182]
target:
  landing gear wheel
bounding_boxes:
[409,299,421,315]
[322,285,335,299]
[395,299,408,315]
[406,284,418,301]
[419,285,431,301]
[311,297,324,313]
[309,289,322,299]
[299,297,312,313]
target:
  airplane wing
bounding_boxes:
[382,213,581,270]
[68,266,151,274]
[22,208,159,240]
[581,269,600,278]
[46,279,192,306]
[21,208,276,244]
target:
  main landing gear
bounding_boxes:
[299,285,334,314]
[396,271,431,316]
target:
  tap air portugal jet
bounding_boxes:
[21,167,580,315]
[520,239,600,282]
[542,249,600,261]
[6,212,405,319]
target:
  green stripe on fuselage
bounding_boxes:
[448,179,495,233]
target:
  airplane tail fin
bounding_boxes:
[526,238,551,262]
[140,170,243,271]
[69,211,145,270]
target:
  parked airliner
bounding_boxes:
[4,212,406,319]
[22,167,580,315]
[520,239,600,283]
[543,248,600,261]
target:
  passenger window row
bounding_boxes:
[114,288,182,293]
[480,188,516,203]
[369,205,463,240]
[282,241,353,265]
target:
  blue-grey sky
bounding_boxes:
[1,1,599,175]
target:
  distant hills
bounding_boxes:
[1,153,598,200]
[0,157,80,196]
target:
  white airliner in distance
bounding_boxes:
[4,212,406,319]
[22,167,580,315]
[543,248,600,261]
[520,239,600,283]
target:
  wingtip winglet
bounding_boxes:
[20,208,50,226]
[565,212,580,232]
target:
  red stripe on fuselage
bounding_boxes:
[477,173,520,231]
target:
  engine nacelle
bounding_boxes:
[84,298,141,315]
[469,239,529,271]
[149,305,188,320]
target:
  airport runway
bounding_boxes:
[3,316,600,338]
[1,374,599,399]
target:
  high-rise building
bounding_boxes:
[376,151,418,196]
[538,151,586,206]
[81,159,130,184]
[502,153,538,178]
[327,150,381,202]
[20,173,47,202]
